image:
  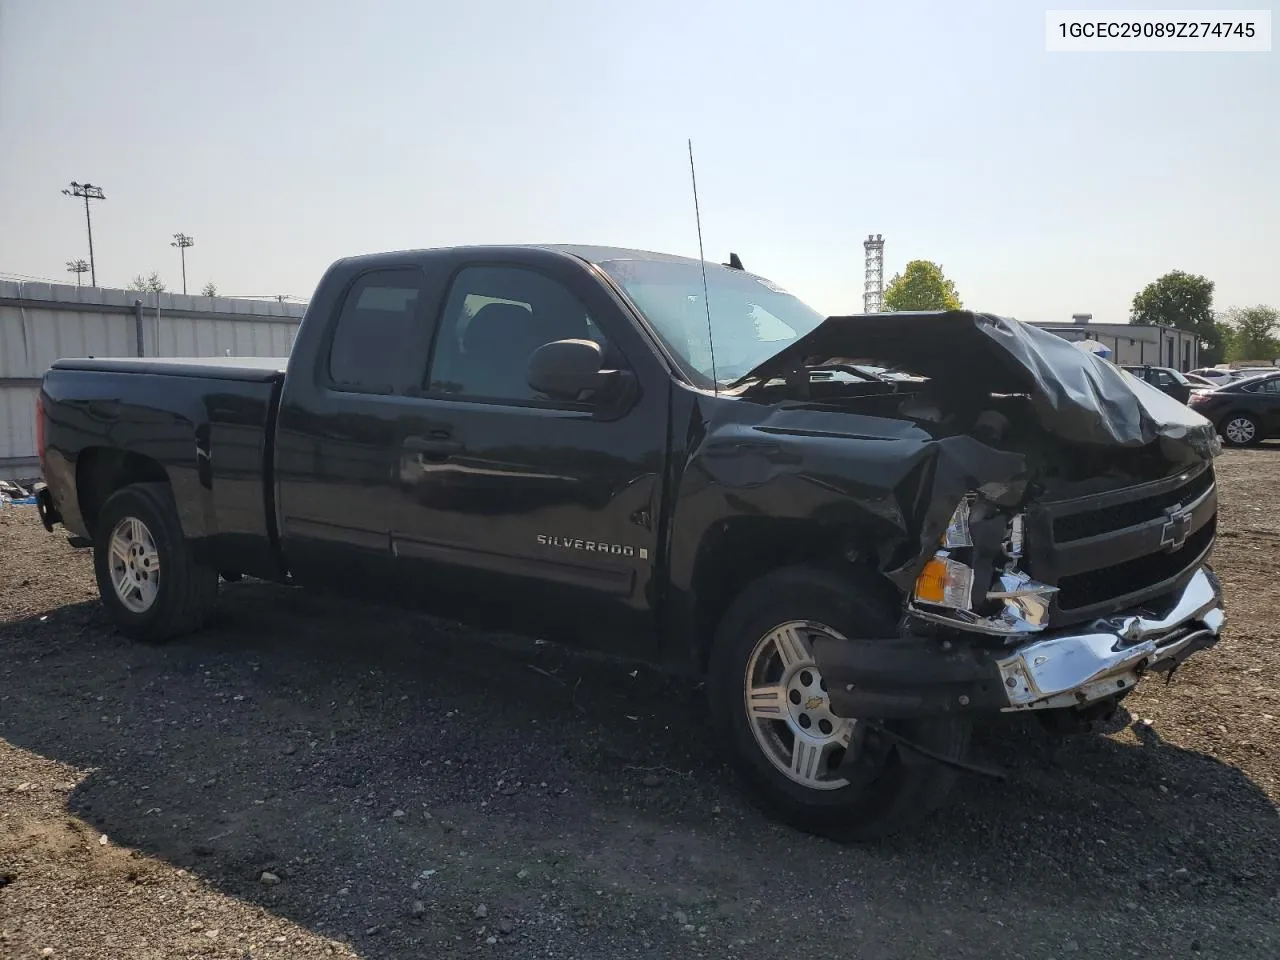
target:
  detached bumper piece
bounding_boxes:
[813,565,1224,719]
[996,566,1223,711]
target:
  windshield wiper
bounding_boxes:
[811,363,888,382]
[728,363,894,395]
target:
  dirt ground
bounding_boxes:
[2,449,1278,960]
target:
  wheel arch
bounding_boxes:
[686,518,904,672]
[76,447,172,538]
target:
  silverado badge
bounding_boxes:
[537,535,649,560]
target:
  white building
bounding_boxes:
[1028,319,1199,371]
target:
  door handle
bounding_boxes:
[403,433,463,462]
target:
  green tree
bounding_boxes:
[883,260,962,312]
[1223,305,1280,363]
[1130,270,1223,363]
[127,272,166,294]
[1216,322,1235,362]
[200,281,218,297]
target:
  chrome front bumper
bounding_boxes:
[995,567,1224,711]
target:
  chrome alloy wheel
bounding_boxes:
[743,621,856,791]
[107,516,161,613]
[1225,417,1256,445]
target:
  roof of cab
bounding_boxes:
[535,244,706,266]
[329,243,710,272]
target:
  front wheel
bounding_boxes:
[708,565,970,841]
[1220,414,1261,447]
[92,482,219,643]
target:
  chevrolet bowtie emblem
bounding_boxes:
[1160,504,1193,553]
[805,695,825,711]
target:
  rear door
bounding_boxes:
[274,263,440,592]
[386,250,672,654]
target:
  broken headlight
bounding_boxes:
[913,495,981,611]
[911,495,1057,636]
[943,494,974,548]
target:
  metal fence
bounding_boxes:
[0,280,306,479]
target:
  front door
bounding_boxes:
[387,254,672,654]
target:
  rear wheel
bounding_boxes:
[1220,413,1261,447]
[92,482,219,643]
[709,565,970,840]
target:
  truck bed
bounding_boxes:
[39,358,287,580]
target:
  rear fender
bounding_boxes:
[74,446,214,540]
[41,367,217,541]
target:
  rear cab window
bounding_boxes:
[327,268,430,395]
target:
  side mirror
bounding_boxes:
[528,339,631,404]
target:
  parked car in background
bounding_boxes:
[1229,366,1278,381]
[1188,371,1280,446]
[1183,373,1218,389]
[1188,367,1239,387]
[1120,364,1192,404]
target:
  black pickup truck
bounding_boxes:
[33,244,1226,839]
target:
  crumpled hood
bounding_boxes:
[738,310,1218,459]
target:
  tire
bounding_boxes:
[91,482,219,643]
[1219,413,1261,447]
[708,565,970,841]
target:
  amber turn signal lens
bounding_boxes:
[914,558,949,604]
[913,554,976,610]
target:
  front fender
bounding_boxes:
[660,396,1030,664]
[672,401,1029,593]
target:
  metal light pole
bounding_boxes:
[66,259,90,286]
[62,181,105,286]
[171,233,194,294]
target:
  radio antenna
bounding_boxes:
[687,138,719,395]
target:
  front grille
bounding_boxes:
[1054,516,1215,612]
[1053,467,1214,542]
[1025,463,1217,622]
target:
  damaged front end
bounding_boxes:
[730,309,1226,720]
[814,562,1224,723]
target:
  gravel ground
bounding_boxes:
[2,449,1278,960]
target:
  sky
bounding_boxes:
[0,0,1275,322]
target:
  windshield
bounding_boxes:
[594,257,826,386]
